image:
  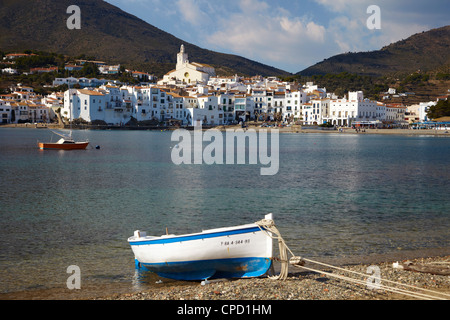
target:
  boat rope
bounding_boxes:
[255,218,295,281]
[255,218,449,300]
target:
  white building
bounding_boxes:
[385,104,406,125]
[418,101,437,122]
[251,88,273,120]
[219,92,236,123]
[194,94,222,126]
[98,65,120,75]
[42,92,64,122]
[234,94,253,122]
[28,103,49,123]
[2,68,18,75]
[53,77,79,87]
[0,99,11,124]
[324,91,382,127]
[63,89,110,123]
[160,45,216,85]
[303,98,330,125]
[285,90,307,122]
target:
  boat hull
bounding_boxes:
[136,257,272,281]
[129,216,273,281]
[38,142,89,150]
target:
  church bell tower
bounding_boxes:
[177,44,189,70]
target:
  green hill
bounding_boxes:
[298,26,450,77]
[0,0,288,77]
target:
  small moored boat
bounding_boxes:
[38,131,89,150]
[128,214,274,281]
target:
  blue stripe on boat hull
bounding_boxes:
[129,227,262,246]
[135,257,272,281]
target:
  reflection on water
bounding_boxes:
[0,128,449,299]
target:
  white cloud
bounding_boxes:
[205,0,328,71]
[176,0,208,26]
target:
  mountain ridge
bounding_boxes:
[0,0,288,77]
[298,25,450,77]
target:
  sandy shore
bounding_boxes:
[102,255,449,301]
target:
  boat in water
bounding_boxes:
[128,214,274,281]
[38,87,89,151]
[38,130,89,150]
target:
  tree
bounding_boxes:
[427,99,450,120]
[76,63,99,78]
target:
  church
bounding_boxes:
[159,45,216,85]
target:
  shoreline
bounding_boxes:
[2,123,450,137]
[103,255,449,301]
[1,252,447,300]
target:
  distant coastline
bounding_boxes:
[2,123,450,136]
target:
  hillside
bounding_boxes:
[0,0,287,77]
[299,26,450,77]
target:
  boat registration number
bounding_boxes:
[221,239,251,246]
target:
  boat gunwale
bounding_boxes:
[129,225,262,246]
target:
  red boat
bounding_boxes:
[38,139,89,150]
[38,131,89,150]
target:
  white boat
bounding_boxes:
[128,214,274,281]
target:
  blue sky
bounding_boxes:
[105,0,449,73]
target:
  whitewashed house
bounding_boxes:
[195,94,222,125]
[251,88,272,120]
[219,92,236,123]
[234,94,253,122]
[285,90,307,122]
[418,101,437,122]
[325,92,381,127]
[28,103,49,123]
[0,99,11,124]
[303,98,330,125]
[63,89,113,123]
[385,104,406,126]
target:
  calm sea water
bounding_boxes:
[0,128,449,299]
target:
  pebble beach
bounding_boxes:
[104,256,449,301]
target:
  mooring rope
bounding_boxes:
[255,218,290,281]
[255,218,449,300]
